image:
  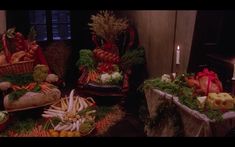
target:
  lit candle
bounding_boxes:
[176,45,180,65]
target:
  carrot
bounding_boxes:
[27,82,37,90]
[90,72,94,81]
[12,85,22,91]
[86,75,90,83]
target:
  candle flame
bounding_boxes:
[177,45,180,50]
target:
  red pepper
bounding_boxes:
[97,63,115,73]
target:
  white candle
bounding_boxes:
[176,45,180,65]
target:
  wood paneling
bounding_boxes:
[174,11,197,74]
[118,10,176,78]
[148,11,176,77]
[118,10,196,78]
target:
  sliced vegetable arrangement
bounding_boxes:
[42,89,97,136]
[0,104,125,137]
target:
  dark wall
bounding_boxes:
[6,11,30,36]
[188,11,226,73]
[65,10,98,89]
[188,11,235,91]
[217,11,235,54]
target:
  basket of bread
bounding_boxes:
[0,28,38,76]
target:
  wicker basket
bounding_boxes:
[0,29,36,76]
[0,60,34,76]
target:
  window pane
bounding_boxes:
[52,10,70,23]
[29,10,46,24]
[33,25,47,41]
[52,24,71,40]
[52,10,71,40]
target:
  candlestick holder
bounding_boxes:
[175,64,180,76]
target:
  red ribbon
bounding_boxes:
[34,46,51,73]
[92,34,99,48]
[196,68,222,95]
[125,26,135,51]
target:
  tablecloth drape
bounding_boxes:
[144,88,235,137]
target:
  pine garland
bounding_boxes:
[120,47,145,71]
[146,101,184,137]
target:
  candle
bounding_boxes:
[176,45,180,64]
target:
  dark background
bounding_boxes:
[188,10,235,91]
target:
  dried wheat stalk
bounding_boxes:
[88,11,129,42]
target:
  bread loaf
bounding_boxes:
[4,88,61,112]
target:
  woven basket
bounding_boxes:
[0,29,37,76]
[0,60,34,76]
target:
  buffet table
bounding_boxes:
[145,88,235,137]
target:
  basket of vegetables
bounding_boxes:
[42,90,97,137]
[0,28,38,76]
[77,49,124,92]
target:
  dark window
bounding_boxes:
[52,10,71,40]
[29,10,71,41]
[29,10,47,41]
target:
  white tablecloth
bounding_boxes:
[144,88,235,137]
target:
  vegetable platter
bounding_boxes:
[42,89,97,137]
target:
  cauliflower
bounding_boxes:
[33,64,49,83]
[161,74,171,83]
[100,72,123,84]
[111,72,122,80]
[111,72,123,84]
[100,73,111,83]
[46,74,59,83]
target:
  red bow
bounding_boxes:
[196,68,222,95]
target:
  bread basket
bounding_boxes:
[0,29,35,76]
[0,60,34,76]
